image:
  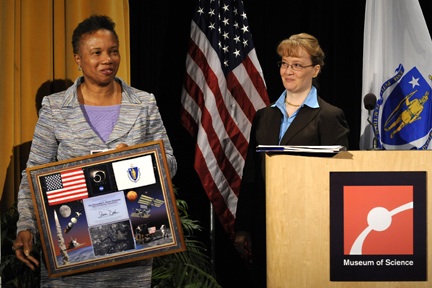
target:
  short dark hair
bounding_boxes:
[72,14,119,54]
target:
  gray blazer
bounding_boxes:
[17,76,177,235]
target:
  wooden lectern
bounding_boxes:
[265,150,431,288]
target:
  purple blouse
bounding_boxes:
[81,104,121,142]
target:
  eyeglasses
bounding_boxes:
[277,61,314,71]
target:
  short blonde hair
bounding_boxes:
[277,33,325,68]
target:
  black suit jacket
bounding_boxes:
[233,96,349,287]
[235,95,349,237]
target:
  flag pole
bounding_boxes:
[210,203,216,270]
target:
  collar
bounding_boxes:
[271,86,320,112]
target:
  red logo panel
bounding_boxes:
[343,185,413,255]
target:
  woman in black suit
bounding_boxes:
[234,33,350,288]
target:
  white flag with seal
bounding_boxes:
[112,155,156,190]
[360,0,432,150]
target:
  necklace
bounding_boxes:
[285,99,301,107]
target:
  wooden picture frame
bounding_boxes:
[27,140,185,278]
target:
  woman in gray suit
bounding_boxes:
[12,15,176,287]
[234,33,349,288]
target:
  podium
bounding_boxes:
[265,150,431,288]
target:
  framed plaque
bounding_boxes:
[27,140,185,278]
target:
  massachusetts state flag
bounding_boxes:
[42,168,88,206]
[360,0,432,150]
[181,0,269,236]
[112,155,156,190]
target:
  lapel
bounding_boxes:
[265,109,283,145]
[106,80,141,144]
[279,106,320,145]
[59,78,142,146]
[60,85,103,144]
[106,100,141,144]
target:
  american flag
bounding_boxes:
[42,168,88,206]
[181,0,269,237]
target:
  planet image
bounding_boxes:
[126,190,138,202]
[59,205,71,218]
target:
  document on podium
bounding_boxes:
[256,145,347,154]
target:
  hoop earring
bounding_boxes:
[78,65,82,71]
